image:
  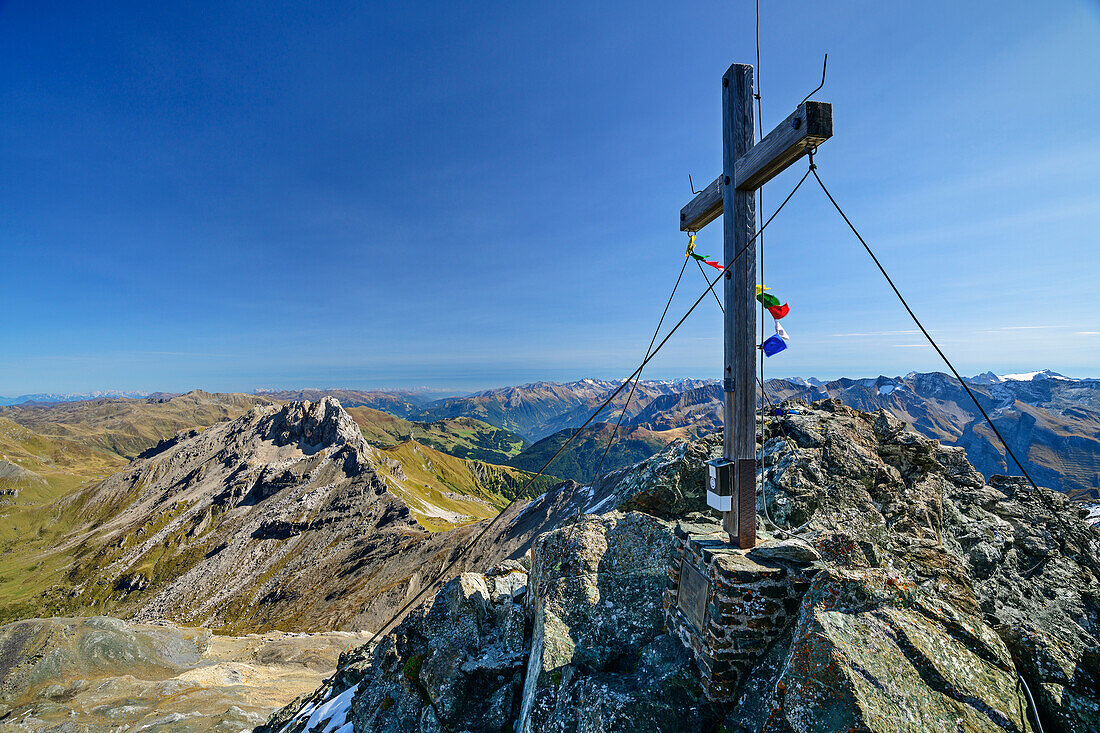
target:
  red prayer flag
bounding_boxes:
[705,261,723,270]
[767,303,790,319]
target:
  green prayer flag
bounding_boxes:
[757,292,781,308]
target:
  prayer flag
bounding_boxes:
[767,303,790,320]
[685,234,697,258]
[775,322,789,340]
[762,335,788,356]
[689,252,709,262]
[756,285,770,296]
[757,292,781,308]
[705,260,723,270]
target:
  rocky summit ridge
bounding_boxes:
[262,398,1100,733]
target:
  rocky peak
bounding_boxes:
[262,397,366,453]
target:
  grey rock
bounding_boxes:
[729,567,1032,733]
[259,571,529,733]
[748,538,821,564]
[517,511,720,733]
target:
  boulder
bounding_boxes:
[944,474,1100,732]
[261,564,530,733]
[760,401,1100,731]
[517,511,722,732]
[605,434,723,518]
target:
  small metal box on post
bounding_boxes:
[705,458,733,514]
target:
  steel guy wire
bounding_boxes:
[543,256,692,585]
[811,167,1043,493]
[355,161,812,655]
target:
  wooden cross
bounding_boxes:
[680,63,832,547]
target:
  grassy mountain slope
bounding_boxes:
[346,407,527,464]
[377,440,557,531]
[0,418,126,505]
[0,390,271,460]
[0,402,558,628]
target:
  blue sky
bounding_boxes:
[1,0,1098,395]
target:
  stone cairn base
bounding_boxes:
[664,521,821,700]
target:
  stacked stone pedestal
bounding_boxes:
[664,521,821,700]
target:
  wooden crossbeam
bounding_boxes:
[680,101,832,232]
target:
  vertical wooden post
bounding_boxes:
[721,64,757,547]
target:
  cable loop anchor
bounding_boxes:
[806,144,818,170]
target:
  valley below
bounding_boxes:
[0,616,370,732]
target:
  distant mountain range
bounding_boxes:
[2,371,1097,497]
[0,370,1097,638]
[394,371,1100,496]
[410,378,713,441]
[0,390,151,406]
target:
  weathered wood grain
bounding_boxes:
[679,176,723,233]
[721,63,757,547]
[680,100,832,232]
[735,101,831,191]
[736,458,757,547]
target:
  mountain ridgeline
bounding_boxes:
[416,373,1099,495]
[3,372,1098,495]
[765,370,1100,498]
[0,376,1097,730]
[0,399,558,630]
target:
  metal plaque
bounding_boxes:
[676,559,710,632]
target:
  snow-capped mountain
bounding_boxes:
[969,369,1070,385]
[0,390,150,406]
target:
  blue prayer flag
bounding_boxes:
[762,335,788,357]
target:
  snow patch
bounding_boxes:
[513,491,547,520]
[1001,370,1068,382]
[1086,503,1100,526]
[278,683,359,733]
[584,493,616,514]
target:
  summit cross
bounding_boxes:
[680,62,832,547]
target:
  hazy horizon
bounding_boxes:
[2,367,1094,402]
